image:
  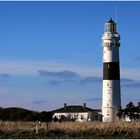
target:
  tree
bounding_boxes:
[116,101,140,121]
[124,101,136,121]
[135,102,140,120]
[137,102,140,108]
[126,101,135,109]
[53,116,58,122]
[39,111,53,122]
[116,109,123,120]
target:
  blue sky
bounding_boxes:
[0,1,140,111]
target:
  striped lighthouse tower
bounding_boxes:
[102,18,121,122]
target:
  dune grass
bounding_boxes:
[0,121,139,138]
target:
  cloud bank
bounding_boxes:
[0,59,101,77]
[32,100,46,105]
[80,76,102,84]
[38,70,80,79]
[0,73,11,84]
[0,73,10,79]
[122,82,140,88]
[121,78,134,83]
[38,69,140,88]
[0,59,139,81]
[84,97,102,102]
[121,77,140,88]
[46,79,77,86]
[38,69,103,86]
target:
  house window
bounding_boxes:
[74,114,78,119]
[81,115,84,120]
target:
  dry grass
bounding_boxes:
[0,121,139,138]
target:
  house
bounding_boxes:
[51,103,102,122]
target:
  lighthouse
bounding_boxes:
[102,18,121,122]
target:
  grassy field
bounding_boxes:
[0,121,140,138]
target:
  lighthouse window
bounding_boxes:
[107,114,110,116]
[107,64,110,68]
[106,25,110,32]
[107,104,109,107]
[112,24,114,32]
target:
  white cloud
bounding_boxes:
[0,59,139,81]
[0,59,101,77]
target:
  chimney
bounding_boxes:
[83,103,86,107]
[64,103,67,107]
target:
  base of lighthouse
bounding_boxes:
[102,106,121,122]
[102,80,121,122]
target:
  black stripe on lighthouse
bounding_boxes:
[103,62,120,80]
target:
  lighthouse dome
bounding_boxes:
[105,18,117,33]
[107,18,116,24]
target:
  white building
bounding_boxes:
[52,103,102,122]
